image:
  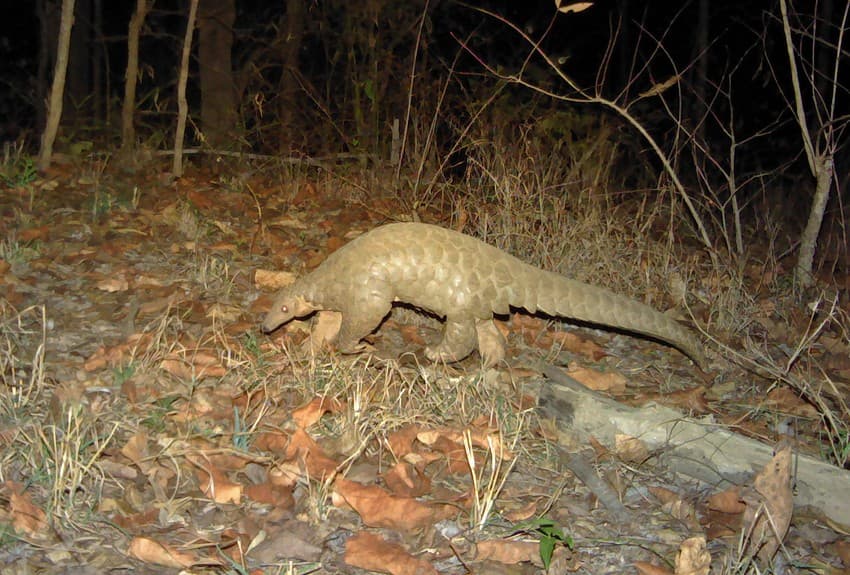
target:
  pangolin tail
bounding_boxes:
[519,269,706,368]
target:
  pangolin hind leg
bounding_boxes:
[475,319,506,367]
[425,316,477,363]
[335,298,392,354]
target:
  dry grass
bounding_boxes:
[742,297,850,466]
[253,340,539,531]
[1,304,115,527]
[0,304,47,418]
[454,123,702,307]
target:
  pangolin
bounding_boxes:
[262,222,706,369]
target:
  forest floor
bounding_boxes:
[1,156,849,574]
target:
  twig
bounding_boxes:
[456,7,717,265]
[245,183,264,255]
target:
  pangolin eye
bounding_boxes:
[281,305,289,313]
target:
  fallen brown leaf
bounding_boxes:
[305,250,327,269]
[674,536,711,575]
[127,537,200,569]
[494,318,510,340]
[550,330,607,361]
[706,486,746,514]
[195,465,243,505]
[118,432,176,496]
[502,500,540,523]
[557,2,595,15]
[649,486,699,529]
[292,397,344,429]
[111,508,159,530]
[7,483,48,538]
[292,183,318,204]
[254,429,290,454]
[95,275,129,292]
[84,333,152,371]
[209,241,238,253]
[634,561,673,575]
[218,528,251,565]
[588,435,612,460]
[702,507,741,540]
[333,477,451,531]
[740,444,793,562]
[344,531,438,575]
[648,486,680,506]
[475,539,541,565]
[160,349,226,380]
[286,428,340,478]
[325,235,345,252]
[205,302,242,322]
[663,386,710,414]
[18,225,49,242]
[416,430,470,474]
[137,293,184,316]
[98,459,139,480]
[512,313,546,335]
[244,482,295,509]
[564,364,627,393]
[417,426,514,460]
[764,387,819,418]
[186,188,215,210]
[120,432,151,471]
[387,425,423,457]
[250,518,322,564]
[614,434,649,463]
[383,462,431,497]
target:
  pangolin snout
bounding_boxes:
[260,312,281,334]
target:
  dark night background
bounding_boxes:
[0,0,826,145]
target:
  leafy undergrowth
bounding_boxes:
[0,158,848,575]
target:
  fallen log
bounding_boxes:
[538,365,850,529]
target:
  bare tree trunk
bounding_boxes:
[173,0,200,177]
[198,0,237,148]
[779,0,841,287]
[797,157,835,285]
[36,0,60,144]
[121,0,148,150]
[38,0,75,172]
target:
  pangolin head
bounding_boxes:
[261,288,318,333]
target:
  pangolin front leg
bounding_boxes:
[425,316,477,363]
[335,298,392,354]
[300,311,342,355]
[475,319,506,367]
